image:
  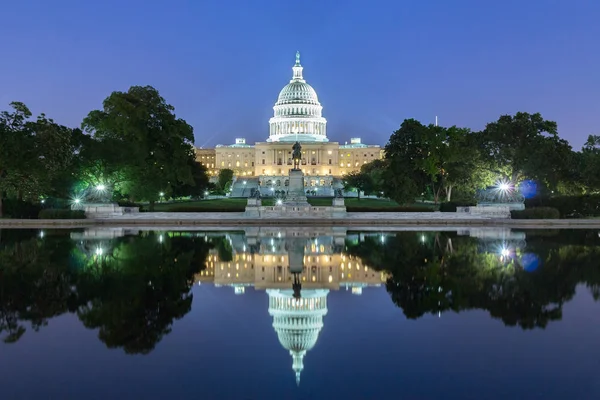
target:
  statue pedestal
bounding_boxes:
[332,197,346,217]
[284,170,309,206]
[245,198,262,217]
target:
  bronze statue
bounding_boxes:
[292,141,302,170]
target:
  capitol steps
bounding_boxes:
[229,178,259,197]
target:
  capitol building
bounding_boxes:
[195,52,383,195]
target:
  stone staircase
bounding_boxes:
[230,177,259,197]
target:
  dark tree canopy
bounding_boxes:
[81,86,196,206]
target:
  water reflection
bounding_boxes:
[1,227,600,376]
[345,228,600,329]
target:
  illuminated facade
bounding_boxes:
[195,53,383,189]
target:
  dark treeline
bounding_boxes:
[344,113,600,206]
[0,86,210,216]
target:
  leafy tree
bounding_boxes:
[0,102,36,216]
[579,135,600,193]
[82,86,195,210]
[383,119,428,204]
[360,159,387,196]
[0,102,85,214]
[172,160,210,199]
[384,119,485,203]
[477,112,571,188]
[343,171,373,200]
[218,168,234,192]
[30,114,86,199]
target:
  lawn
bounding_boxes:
[145,197,434,212]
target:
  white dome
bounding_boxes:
[268,52,328,143]
[276,81,320,106]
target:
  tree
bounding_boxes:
[579,135,600,193]
[360,159,387,196]
[343,171,373,200]
[172,160,210,199]
[477,112,571,188]
[0,102,35,216]
[383,119,429,204]
[82,86,195,210]
[384,119,484,203]
[218,168,234,192]
[30,114,86,199]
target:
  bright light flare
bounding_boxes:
[96,184,106,191]
[95,247,104,256]
[495,179,513,192]
[276,199,283,205]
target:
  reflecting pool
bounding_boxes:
[1,227,600,399]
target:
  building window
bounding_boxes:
[221,162,225,167]
[328,169,332,174]
[262,159,265,164]
[328,159,332,164]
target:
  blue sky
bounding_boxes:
[1,0,598,149]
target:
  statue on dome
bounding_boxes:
[292,141,302,170]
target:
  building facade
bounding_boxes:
[195,52,383,191]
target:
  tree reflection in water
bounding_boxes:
[345,230,600,329]
[0,230,215,352]
[2,228,600,352]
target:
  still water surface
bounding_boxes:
[1,227,600,399]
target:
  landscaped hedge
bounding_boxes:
[38,209,86,219]
[439,201,476,212]
[347,205,435,212]
[151,205,245,213]
[2,199,42,219]
[511,207,560,219]
[525,195,600,218]
[117,200,140,208]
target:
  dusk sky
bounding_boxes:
[1,0,598,149]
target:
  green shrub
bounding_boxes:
[38,209,86,219]
[440,201,476,212]
[155,206,245,213]
[511,207,560,219]
[117,200,140,207]
[525,195,600,218]
[347,205,435,212]
[3,199,42,219]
